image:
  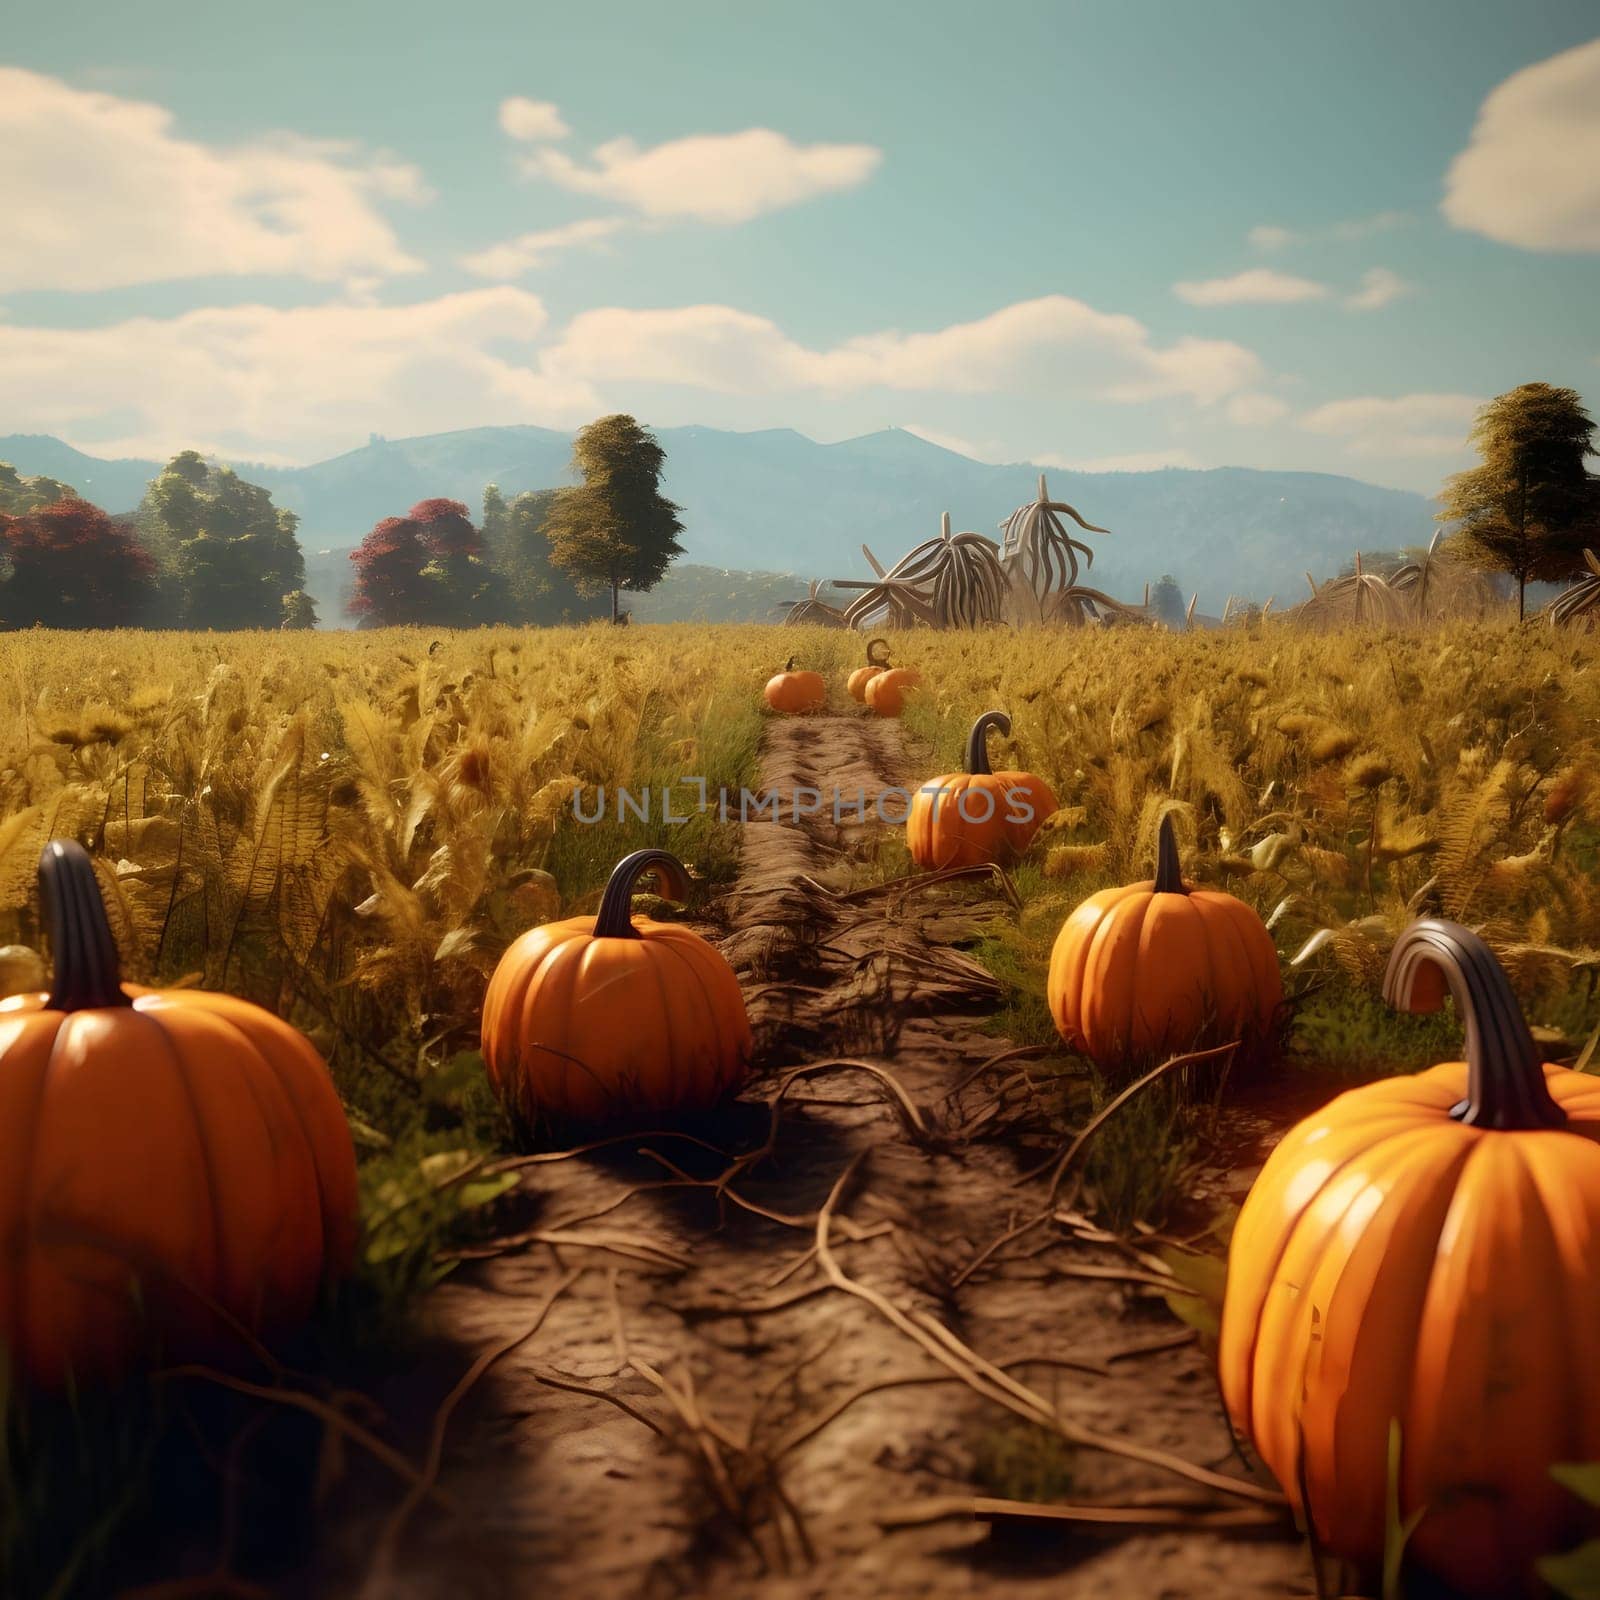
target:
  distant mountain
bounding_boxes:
[0,426,1441,622]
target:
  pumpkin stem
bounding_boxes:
[1153,813,1188,895]
[865,636,890,667]
[965,710,1011,776]
[783,656,796,673]
[593,849,693,941]
[38,839,131,1011]
[1383,919,1565,1130]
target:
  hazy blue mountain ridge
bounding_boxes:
[0,426,1440,624]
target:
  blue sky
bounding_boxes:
[3,0,1597,489]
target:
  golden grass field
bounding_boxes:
[2,619,1594,1063]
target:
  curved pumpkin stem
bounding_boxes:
[1153,813,1189,896]
[783,656,796,673]
[865,637,890,667]
[593,849,693,940]
[1383,918,1564,1130]
[965,710,1011,776]
[38,839,131,1011]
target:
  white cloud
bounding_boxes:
[525,128,882,223]
[1346,267,1412,311]
[1248,212,1411,250]
[542,295,1261,405]
[498,97,569,142]
[1037,449,1202,473]
[1225,392,1291,426]
[1297,393,1482,458]
[460,218,629,279]
[1442,39,1600,252]
[0,290,596,465]
[0,67,428,293]
[1173,269,1329,306]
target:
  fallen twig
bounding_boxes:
[875,1494,1286,1533]
[812,1150,1283,1508]
[952,1042,1239,1289]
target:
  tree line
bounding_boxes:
[0,414,682,630]
[1,389,1594,630]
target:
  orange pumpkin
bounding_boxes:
[1046,813,1281,1065]
[1219,919,1600,1598]
[907,710,1059,869]
[764,656,826,714]
[481,849,752,1125]
[864,665,922,718]
[847,637,891,702]
[0,841,358,1389]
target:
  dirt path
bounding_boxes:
[313,712,1312,1600]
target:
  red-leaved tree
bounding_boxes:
[348,499,490,626]
[0,498,156,629]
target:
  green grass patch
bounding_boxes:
[545,680,764,901]
[1079,1074,1204,1233]
[970,1418,1079,1504]
[1289,985,1466,1080]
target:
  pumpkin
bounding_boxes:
[763,656,826,715]
[847,637,891,702]
[907,710,1059,869]
[864,665,922,718]
[481,849,752,1125]
[0,841,358,1389]
[1218,919,1600,1598]
[1046,813,1281,1065]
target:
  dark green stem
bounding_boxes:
[592,849,692,940]
[1153,813,1188,895]
[965,710,1011,776]
[784,656,796,673]
[39,839,131,1010]
[1383,918,1564,1129]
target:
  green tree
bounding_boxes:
[280,589,319,630]
[1150,573,1185,626]
[545,415,684,623]
[140,452,307,628]
[1437,383,1599,620]
[0,462,78,516]
[482,483,509,558]
[485,486,606,625]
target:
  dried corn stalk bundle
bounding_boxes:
[1043,583,1156,628]
[998,473,1112,622]
[1286,554,1410,630]
[777,579,848,627]
[1547,550,1600,631]
[1389,532,1502,622]
[836,512,1009,630]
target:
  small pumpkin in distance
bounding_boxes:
[1046,812,1281,1067]
[1219,920,1600,1598]
[763,656,826,715]
[481,848,752,1125]
[864,665,923,718]
[847,637,891,702]
[907,710,1059,869]
[0,841,358,1389]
